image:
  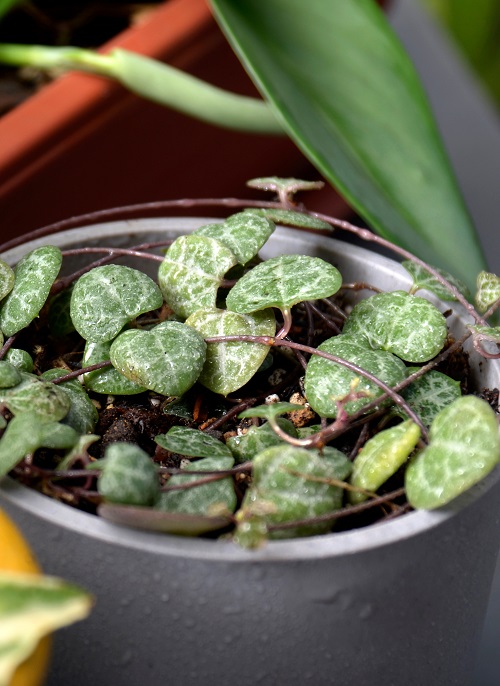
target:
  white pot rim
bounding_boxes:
[1,217,499,563]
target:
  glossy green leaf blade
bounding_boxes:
[0,373,71,421]
[97,442,160,507]
[395,369,462,428]
[402,261,470,302]
[41,369,99,434]
[210,0,485,290]
[227,418,298,463]
[405,395,500,509]
[83,339,146,395]
[475,271,500,314]
[195,212,275,265]
[155,426,233,459]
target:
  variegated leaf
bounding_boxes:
[109,321,206,397]
[158,235,237,318]
[83,339,146,395]
[475,271,500,314]
[70,264,163,342]
[185,307,275,394]
[195,211,275,264]
[41,369,99,434]
[0,372,70,421]
[395,368,462,427]
[155,426,233,459]
[0,246,62,337]
[242,207,330,231]
[0,361,22,389]
[97,442,160,507]
[0,258,14,301]
[342,290,447,362]
[226,254,341,313]
[4,348,33,373]
[304,334,407,417]
[227,418,298,463]
[402,260,470,301]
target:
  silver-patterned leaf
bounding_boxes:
[475,271,500,314]
[0,361,22,389]
[227,418,298,463]
[395,368,462,428]
[236,445,345,541]
[97,442,160,506]
[185,307,275,395]
[109,321,206,397]
[242,207,330,231]
[0,258,14,301]
[70,265,163,342]
[405,396,500,509]
[158,235,237,318]
[83,339,146,395]
[402,261,470,301]
[467,325,500,343]
[157,456,237,517]
[42,369,99,434]
[195,212,275,264]
[226,254,342,313]
[0,246,62,337]
[349,420,421,504]
[304,334,407,418]
[342,290,447,362]
[155,426,233,459]
[239,402,304,421]
[0,372,71,421]
[4,348,34,373]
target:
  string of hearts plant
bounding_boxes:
[0,178,499,549]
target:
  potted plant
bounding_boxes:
[0,178,499,685]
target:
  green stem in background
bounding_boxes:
[0,43,284,134]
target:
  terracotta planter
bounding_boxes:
[0,0,348,243]
[0,218,499,686]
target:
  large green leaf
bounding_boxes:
[210,0,485,290]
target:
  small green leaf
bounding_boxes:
[467,325,500,343]
[185,307,275,395]
[0,572,91,686]
[41,369,99,434]
[48,287,76,336]
[395,368,462,427]
[0,258,14,301]
[0,412,78,476]
[343,290,447,362]
[155,426,233,459]
[4,348,33,373]
[97,442,160,506]
[402,260,470,301]
[243,207,331,231]
[158,235,237,318]
[0,246,62,337]
[226,254,341,313]
[195,212,275,264]
[304,334,407,418]
[70,265,163,342]
[405,396,500,509]
[236,445,345,541]
[0,361,22,389]
[227,418,298,463]
[349,420,421,504]
[109,321,206,397]
[83,339,146,395]
[157,456,237,517]
[0,373,71,421]
[58,434,100,471]
[239,402,304,421]
[475,271,500,314]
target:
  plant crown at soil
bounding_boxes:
[0,178,499,548]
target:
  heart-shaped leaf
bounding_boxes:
[70,265,163,342]
[0,373,71,421]
[0,246,62,337]
[155,426,233,459]
[158,234,237,318]
[0,412,79,477]
[235,445,345,542]
[349,419,421,504]
[157,456,237,517]
[405,395,500,509]
[402,261,470,301]
[0,572,91,686]
[242,207,330,231]
[97,442,160,507]
[475,271,500,314]
[195,211,275,264]
[0,360,22,388]
[227,418,298,463]
[41,369,99,434]
[98,503,232,536]
[4,348,33,373]
[304,334,407,418]
[83,339,146,395]
[393,368,461,428]
[226,254,342,313]
[0,258,14,301]
[109,321,206,397]
[185,307,276,395]
[239,402,304,421]
[343,290,447,362]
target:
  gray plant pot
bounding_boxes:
[1,219,499,686]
